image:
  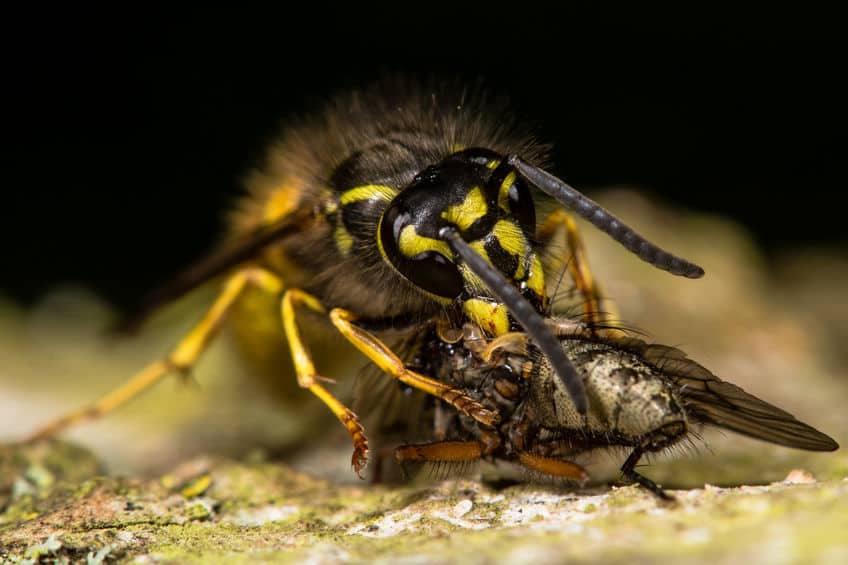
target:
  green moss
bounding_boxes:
[1,427,846,564]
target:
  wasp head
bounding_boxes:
[378,148,546,335]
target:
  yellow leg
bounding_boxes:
[537,209,618,328]
[328,308,499,427]
[25,267,285,443]
[280,289,369,476]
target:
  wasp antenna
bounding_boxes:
[439,227,588,414]
[506,155,705,279]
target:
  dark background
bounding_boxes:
[5,11,846,309]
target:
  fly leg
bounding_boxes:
[620,447,674,501]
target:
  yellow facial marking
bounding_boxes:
[491,220,528,279]
[441,187,487,231]
[457,240,490,292]
[451,143,466,153]
[526,254,547,299]
[486,159,502,170]
[469,240,490,262]
[514,259,527,281]
[334,224,353,257]
[498,171,517,212]
[340,184,398,206]
[263,182,303,223]
[463,299,510,336]
[492,220,526,256]
[398,225,452,259]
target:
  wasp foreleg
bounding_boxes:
[328,308,499,428]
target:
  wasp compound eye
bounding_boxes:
[378,204,464,299]
[377,157,495,300]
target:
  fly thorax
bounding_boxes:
[530,341,688,448]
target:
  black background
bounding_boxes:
[5,10,846,309]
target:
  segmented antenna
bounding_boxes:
[440,227,588,415]
[507,155,705,279]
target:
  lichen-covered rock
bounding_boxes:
[1,192,846,563]
[1,442,847,563]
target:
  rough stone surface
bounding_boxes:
[1,442,847,563]
[2,191,846,563]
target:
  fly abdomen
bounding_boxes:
[529,341,688,450]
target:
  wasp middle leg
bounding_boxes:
[537,209,619,329]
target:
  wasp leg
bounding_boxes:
[620,447,674,501]
[25,267,285,443]
[517,452,589,482]
[537,209,619,329]
[328,308,499,427]
[280,289,369,476]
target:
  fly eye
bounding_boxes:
[379,203,464,299]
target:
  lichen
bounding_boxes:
[2,193,847,563]
[1,441,846,564]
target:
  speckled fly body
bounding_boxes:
[395,319,839,499]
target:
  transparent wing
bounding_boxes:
[611,336,839,452]
[116,211,312,333]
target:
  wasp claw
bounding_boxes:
[352,445,369,479]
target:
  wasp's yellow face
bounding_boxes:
[370,148,546,335]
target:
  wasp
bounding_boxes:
[24,78,705,476]
[393,318,840,499]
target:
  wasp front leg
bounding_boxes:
[537,209,619,329]
[328,308,499,428]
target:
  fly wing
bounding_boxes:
[609,336,839,452]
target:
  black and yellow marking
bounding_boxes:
[334,224,354,257]
[337,184,399,258]
[441,186,487,232]
[462,298,510,336]
[497,171,517,213]
[398,225,452,259]
[339,184,398,206]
